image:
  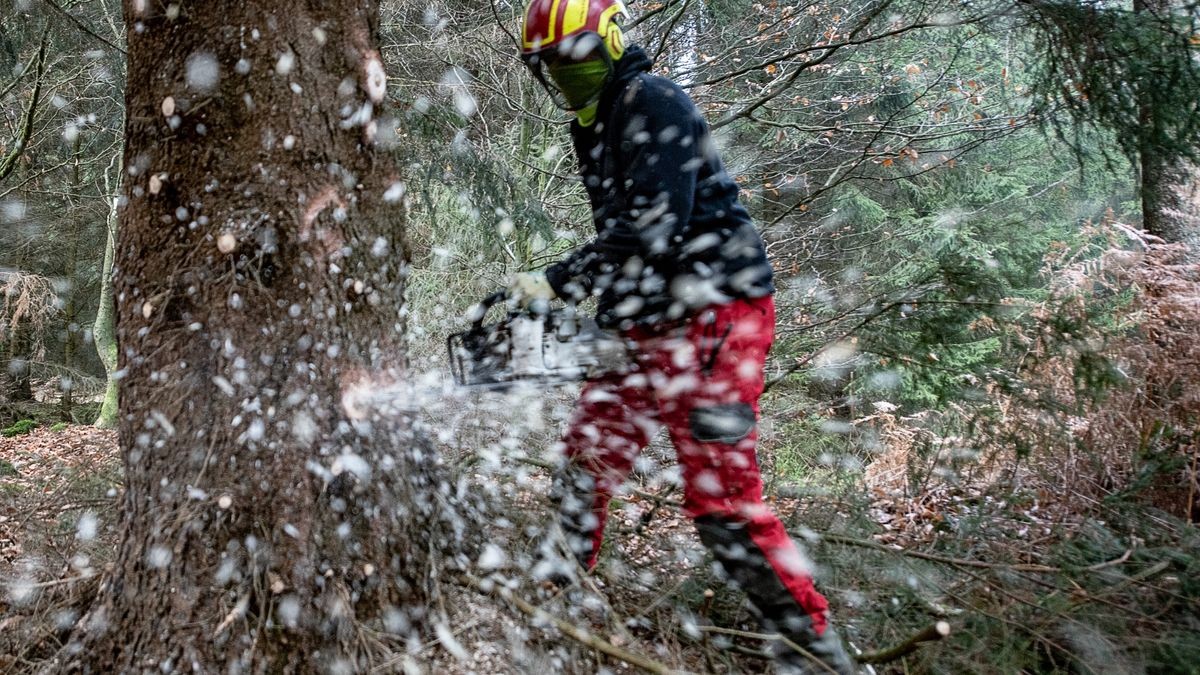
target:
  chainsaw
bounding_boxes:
[447,290,632,389]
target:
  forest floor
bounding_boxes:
[0,425,118,571]
[1,421,1197,673]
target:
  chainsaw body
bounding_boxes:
[447,291,631,389]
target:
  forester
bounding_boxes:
[510,1,857,672]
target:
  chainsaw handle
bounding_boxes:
[467,290,509,330]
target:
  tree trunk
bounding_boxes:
[1141,151,1200,252]
[92,162,119,429]
[3,325,34,404]
[1136,0,1200,254]
[60,2,475,670]
[60,138,84,422]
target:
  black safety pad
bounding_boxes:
[689,403,755,443]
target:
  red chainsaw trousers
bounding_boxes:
[553,295,831,636]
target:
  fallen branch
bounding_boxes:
[4,575,92,591]
[815,532,1134,574]
[461,574,678,674]
[857,621,951,665]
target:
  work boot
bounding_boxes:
[549,461,601,569]
[773,624,857,675]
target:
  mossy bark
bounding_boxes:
[93,179,119,429]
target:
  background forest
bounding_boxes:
[1,0,1198,673]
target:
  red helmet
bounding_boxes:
[521,0,629,61]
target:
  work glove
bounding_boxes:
[507,271,556,311]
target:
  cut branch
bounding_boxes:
[857,621,951,665]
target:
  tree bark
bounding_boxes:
[60,2,474,671]
[1141,151,1200,253]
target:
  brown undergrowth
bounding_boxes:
[863,222,1198,521]
[845,225,1200,673]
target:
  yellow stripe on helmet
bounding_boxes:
[561,0,588,37]
[547,0,564,46]
[599,3,625,59]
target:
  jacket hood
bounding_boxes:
[612,45,652,84]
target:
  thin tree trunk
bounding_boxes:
[3,295,34,405]
[60,139,84,422]
[59,2,477,670]
[0,33,46,184]
[92,160,119,429]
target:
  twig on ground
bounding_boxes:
[6,575,92,590]
[857,621,951,665]
[461,574,679,674]
[513,455,555,471]
[696,625,839,674]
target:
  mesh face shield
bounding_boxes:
[522,33,614,112]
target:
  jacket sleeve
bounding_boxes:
[545,78,703,301]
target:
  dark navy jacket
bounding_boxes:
[543,46,774,329]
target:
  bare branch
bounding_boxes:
[0,33,48,184]
[39,0,126,55]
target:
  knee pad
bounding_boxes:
[689,403,755,443]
